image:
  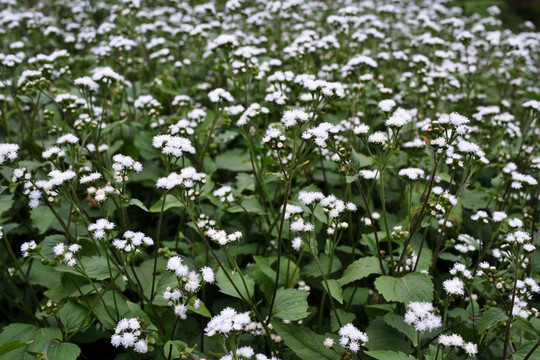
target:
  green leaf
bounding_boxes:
[164,340,195,360]
[478,307,508,334]
[134,131,160,160]
[345,174,358,183]
[323,279,343,304]
[365,317,412,352]
[46,341,81,360]
[0,193,14,216]
[0,340,32,357]
[351,149,373,169]
[0,324,62,360]
[81,256,119,280]
[272,288,309,321]
[374,272,434,303]
[215,149,252,172]
[125,301,157,331]
[149,194,184,213]
[364,350,416,360]
[126,198,149,212]
[215,267,254,301]
[58,300,93,334]
[101,119,127,136]
[31,205,55,233]
[271,322,339,360]
[338,256,382,286]
[510,341,540,360]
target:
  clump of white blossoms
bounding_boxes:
[204,307,251,337]
[111,318,149,354]
[337,323,369,353]
[152,134,196,158]
[206,227,242,246]
[21,240,37,258]
[112,154,143,182]
[156,167,206,199]
[302,122,340,148]
[53,243,82,267]
[404,302,442,332]
[378,99,396,112]
[443,277,465,296]
[236,103,269,126]
[112,231,153,253]
[398,167,425,181]
[164,256,214,318]
[385,108,413,128]
[28,169,77,208]
[74,76,99,92]
[439,333,478,356]
[208,88,234,103]
[213,185,234,204]
[88,218,115,240]
[368,131,388,145]
[92,66,125,84]
[281,109,311,128]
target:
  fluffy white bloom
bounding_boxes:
[439,333,464,347]
[167,256,189,277]
[153,134,196,158]
[404,302,442,332]
[298,191,324,206]
[353,124,370,135]
[112,231,153,252]
[0,143,20,164]
[88,218,115,240]
[378,99,396,112]
[112,154,143,180]
[80,172,102,184]
[206,228,242,245]
[443,277,465,296]
[156,167,206,191]
[208,88,234,103]
[323,338,334,348]
[281,109,310,127]
[92,67,125,83]
[205,307,252,337]
[236,103,269,126]
[338,323,368,353]
[200,266,215,283]
[386,108,412,127]
[74,76,99,91]
[56,133,79,145]
[398,168,425,180]
[368,131,388,144]
[21,240,37,258]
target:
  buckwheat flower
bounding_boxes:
[21,240,37,258]
[492,211,507,222]
[443,277,465,296]
[281,109,310,127]
[56,133,79,145]
[398,168,425,180]
[167,256,189,277]
[439,333,464,347]
[152,134,196,158]
[368,131,388,144]
[0,143,20,165]
[386,108,412,128]
[353,123,370,135]
[201,266,215,283]
[74,76,99,91]
[88,218,115,240]
[208,88,234,103]
[80,172,102,184]
[378,99,396,112]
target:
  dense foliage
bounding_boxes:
[0,0,539,359]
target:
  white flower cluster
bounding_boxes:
[92,66,125,84]
[385,108,413,128]
[155,167,206,196]
[112,154,143,182]
[398,167,425,181]
[79,172,102,184]
[112,231,153,253]
[152,135,196,157]
[337,323,369,353]
[56,133,79,145]
[439,333,478,356]
[42,146,65,160]
[53,242,82,267]
[205,307,251,337]
[301,122,340,147]
[87,183,119,202]
[134,95,161,110]
[236,103,269,126]
[88,218,115,240]
[442,277,465,296]
[449,263,473,279]
[111,318,148,354]
[282,204,303,220]
[208,88,234,103]
[0,143,19,165]
[21,240,37,258]
[74,76,99,91]
[290,218,314,233]
[206,228,242,246]
[298,191,356,219]
[213,185,234,204]
[168,119,197,135]
[281,109,311,128]
[404,302,442,332]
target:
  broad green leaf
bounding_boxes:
[126,198,149,212]
[272,288,309,321]
[215,267,254,301]
[0,193,14,216]
[0,323,62,360]
[215,149,252,172]
[125,301,157,331]
[338,256,382,286]
[134,131,160,160]
[164,340,195,360]
[46,341,81,360]
[478,307,508,334]
[374,272,434,303]
[81,256,119,281]
[383,313,415,343]
[0,340,31,357]
[58,300,93,334]
[365,317,412,352]
[510,341,540,360]
[351,149,373,169]
[364,350,416,360]
[149,194,184,213]
[31,205,55,233]
[271,322,339,360]
[323,279,343,304]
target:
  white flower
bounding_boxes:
[439,333,464,347]
[88,218,115,240]
[74,76,99,91]
[398,168,425,180]
[338,323,368,353]
[42,146,67,160]
[386,108,412,128]
[323,338,334,348]
[152,134,196,158]
[201,266,215,283]
[281,109,310,127]
[443,277,465,296]
[378,99,396,112]
[0,143,20,164]
[404,302,442,332]
[463,342,478,356]
[353,124,370,135]
[292,237,302,251]
[368,131,388,144]
[208,88,234,103]
[167,256,189,277]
